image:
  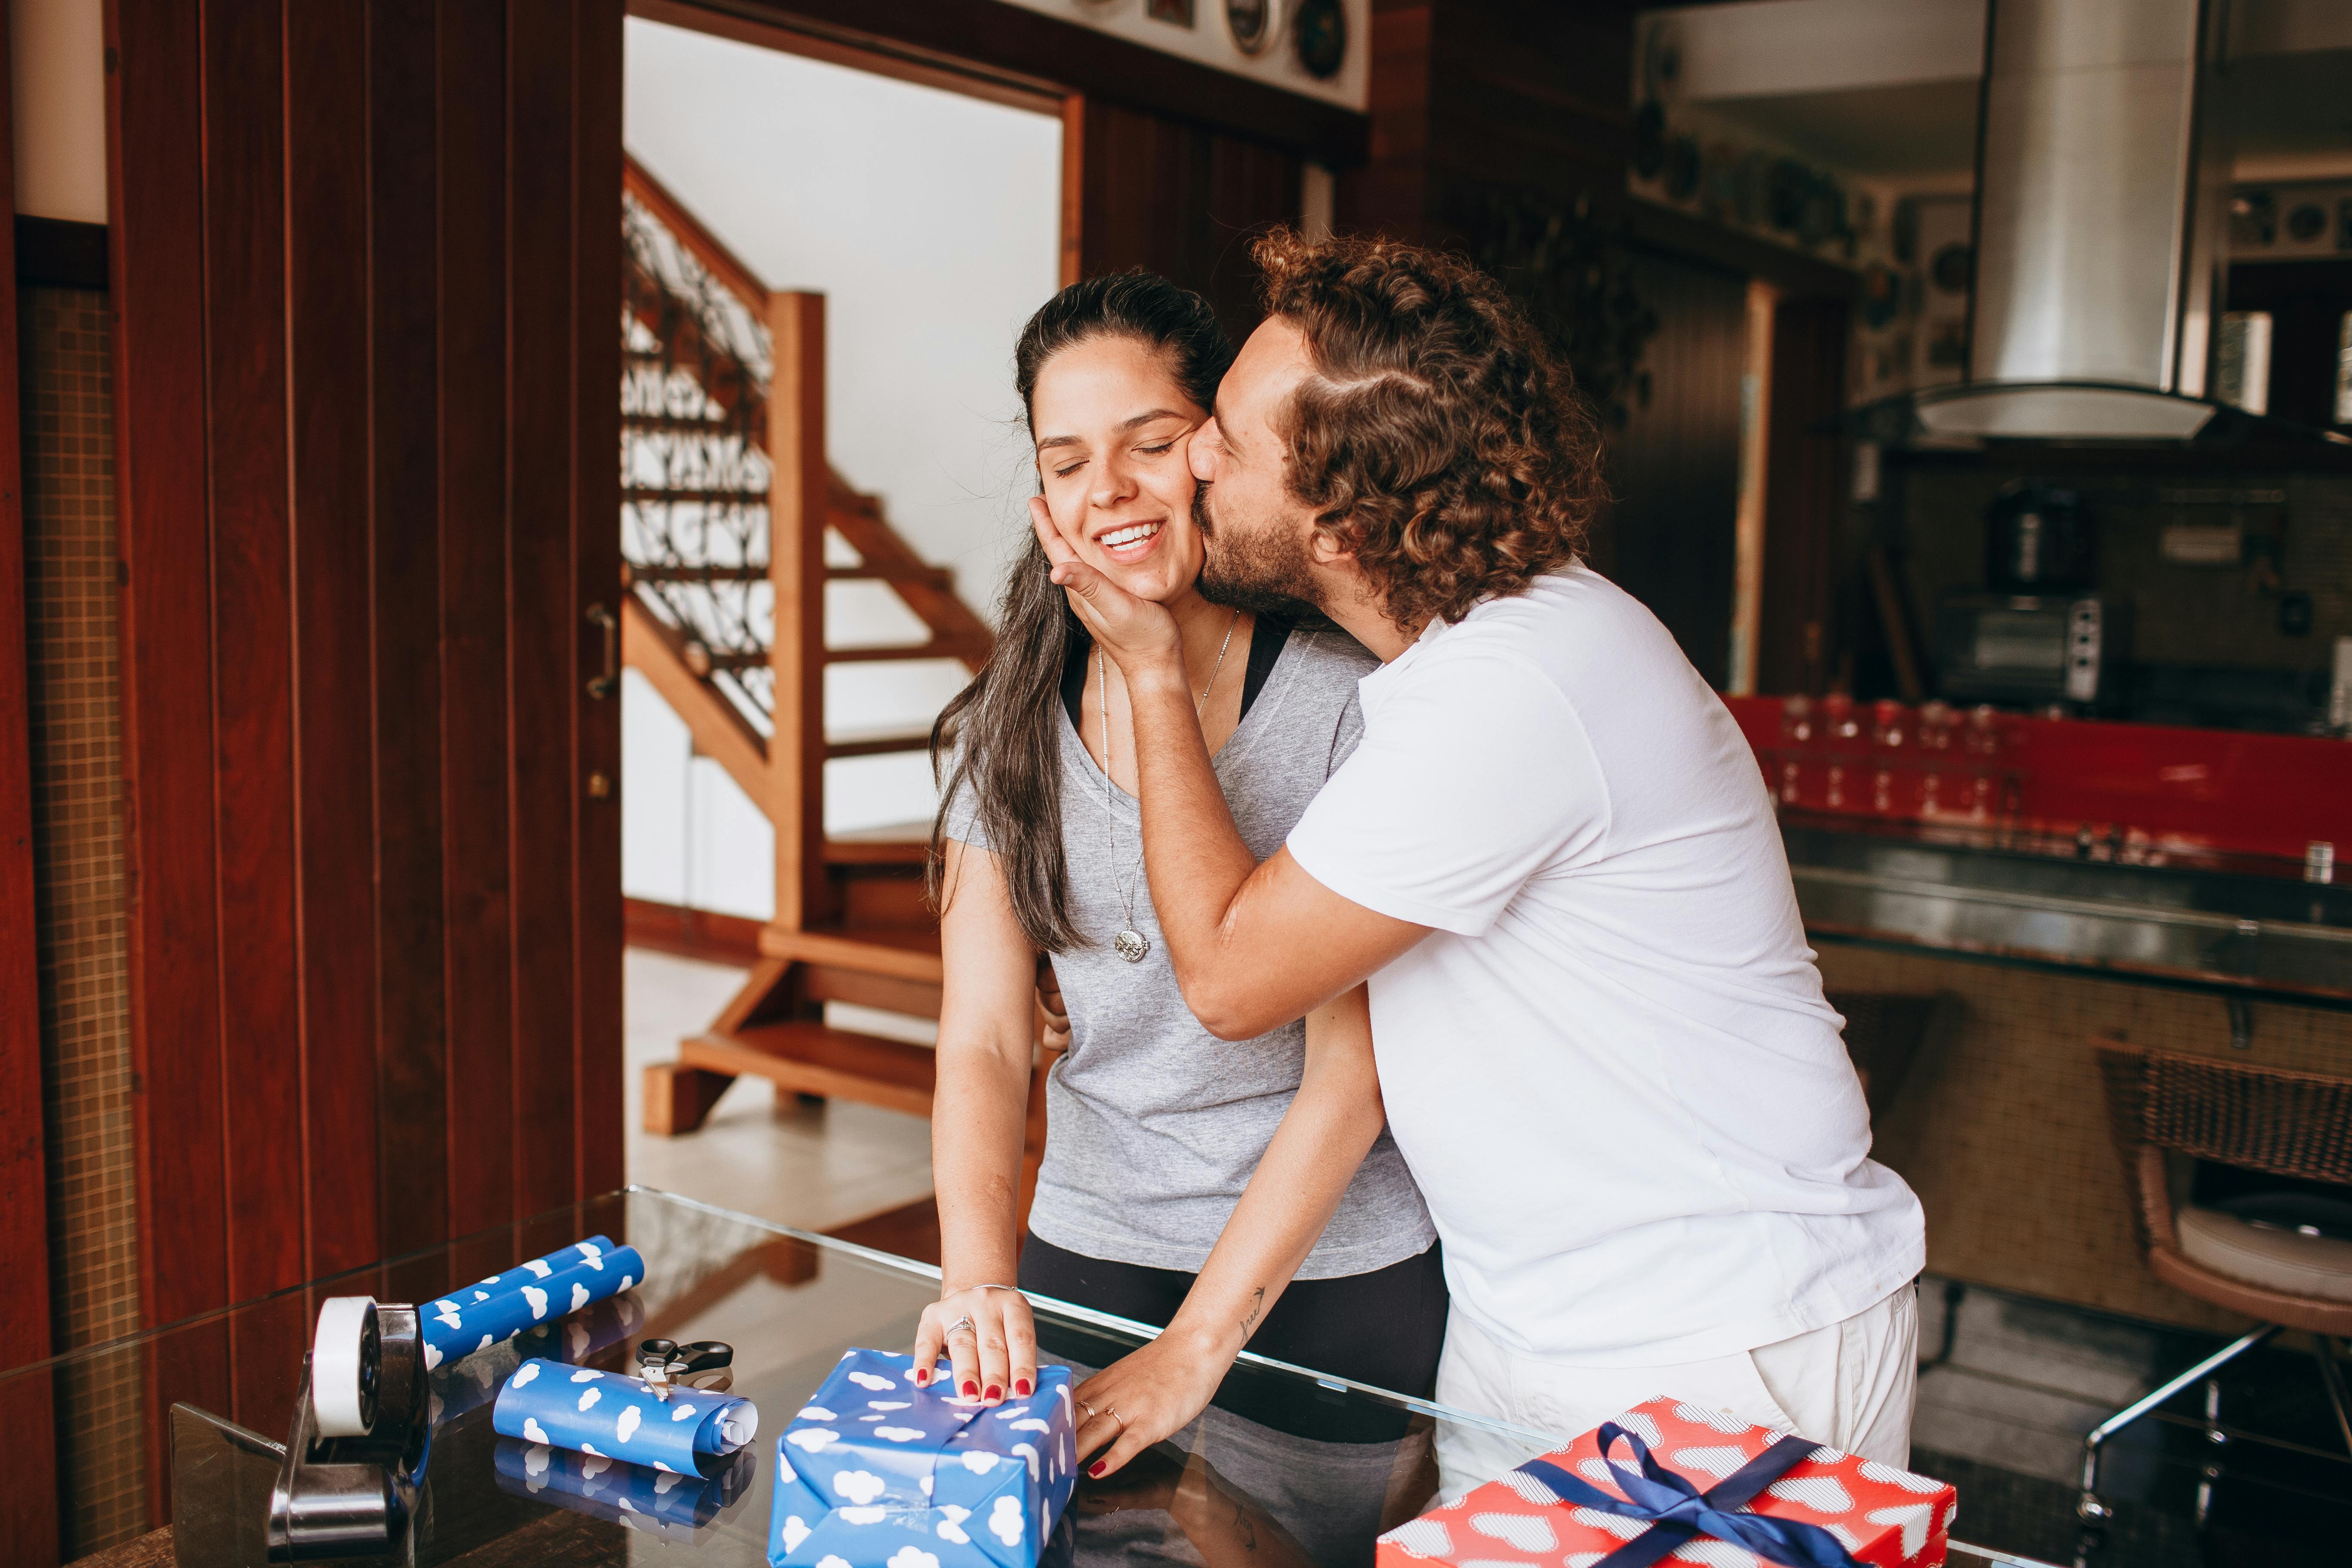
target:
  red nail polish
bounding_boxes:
[985,1384,1001,1400]
[963,1381,978,1397]
[1089,1461,1106,1477]
[914,1370,928,1385]
[1014,1378,1032,1396]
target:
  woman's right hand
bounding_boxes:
[911,1283,1038,1405]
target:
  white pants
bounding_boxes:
[1433,1283,1919,1502]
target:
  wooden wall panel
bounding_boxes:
[575,2,628,1200]
[288,0,383,1279]
[202,0,303,1317]
[1599,248,1747,689]
[438,0,519,1239]
[109,0,231,1336]
[1073,99,1302,345]
[1338,0,1635,245]
[369,0,451,1259]
[509,0,582,1217]
[1758,297,1849,698]
[104,0,627,1354]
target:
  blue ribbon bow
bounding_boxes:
[1518,1423,1865,1568]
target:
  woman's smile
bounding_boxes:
[1093,518,1167,562]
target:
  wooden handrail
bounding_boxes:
[624,154,769,314]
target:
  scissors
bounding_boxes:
[634,1338,734,1401]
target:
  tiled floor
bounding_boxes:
[622,948,935,1233]
[1909,1275,2350,1567]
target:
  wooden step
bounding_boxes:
[760,924,942,983]
[628,563,767,583]
[620,412,752,437]
[824,729,935,760]
[622,485,770,507]
[680,1021,935,1118]
[823,836,929,866]
[823,637,987,665]
[829,564,955,588]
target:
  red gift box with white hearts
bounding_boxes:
[1377,1396,1956,1568]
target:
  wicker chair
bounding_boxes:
[2082,1043,2352,1525]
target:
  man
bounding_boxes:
[1034,231,1925,1494]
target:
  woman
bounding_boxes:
[916,273,1442,1479]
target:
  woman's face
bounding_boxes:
[1029,335,1206,605]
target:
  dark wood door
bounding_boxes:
[105,0,625,1470]
[1596,247,1749,689]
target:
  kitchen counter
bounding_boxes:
[1781,816,2352,1009]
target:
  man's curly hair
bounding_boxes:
[1253,228,1606,630]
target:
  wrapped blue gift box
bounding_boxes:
[768,1349,1076,1568]
[491,1358,758,1473]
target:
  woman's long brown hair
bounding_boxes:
[928,273,1234,952]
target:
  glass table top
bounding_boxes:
[5,1187,2063,1568]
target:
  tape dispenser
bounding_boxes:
[266,1296,429,1561]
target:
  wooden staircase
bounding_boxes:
[619,156,1054,1192]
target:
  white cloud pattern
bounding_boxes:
[831,1469,887,1505]
[522,1286,548,1320]
[615,1406,642,1444]
[987,1498,1024,1549]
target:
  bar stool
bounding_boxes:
[2082,1043,2352,1525]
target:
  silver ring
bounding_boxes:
[945,1315,976,1339]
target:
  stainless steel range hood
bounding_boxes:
[1868,0,2339,446]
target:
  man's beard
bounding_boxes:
[1192,482,1326,621]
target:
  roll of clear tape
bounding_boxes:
[310,1295,382,1438]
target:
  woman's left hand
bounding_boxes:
[1070,1330,1233,1478]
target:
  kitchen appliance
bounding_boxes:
[1984,483,2095,590]
[1937,592,2132,712]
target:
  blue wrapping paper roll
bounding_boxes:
[427,1288,646,1429]
[492,1436,755,1533]
[435,1236,618,1311]
[492,1358,758,1473]
[768,1348,1076,1568]
[421,1240,645,1370]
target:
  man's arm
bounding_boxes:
[1038,518,1427,1038]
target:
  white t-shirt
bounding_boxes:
[1286,566,1924,1367]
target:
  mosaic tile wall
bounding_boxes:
[1825,941,2352,1334]
[20,285,147,1554]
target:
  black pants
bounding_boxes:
[1018,1233,1449,1403]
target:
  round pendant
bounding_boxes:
[1113,929,1151,963]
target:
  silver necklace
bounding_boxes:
[1099,609,1240,962]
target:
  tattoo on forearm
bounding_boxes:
[1239,1287,1265,1335]
[1233,1498,1257,1550]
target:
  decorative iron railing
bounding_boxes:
[620,190,776,729]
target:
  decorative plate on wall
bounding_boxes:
[1292,0,1345,80]
[1227,0,1279,54]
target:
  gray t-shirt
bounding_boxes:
[946,628,1434,1279]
